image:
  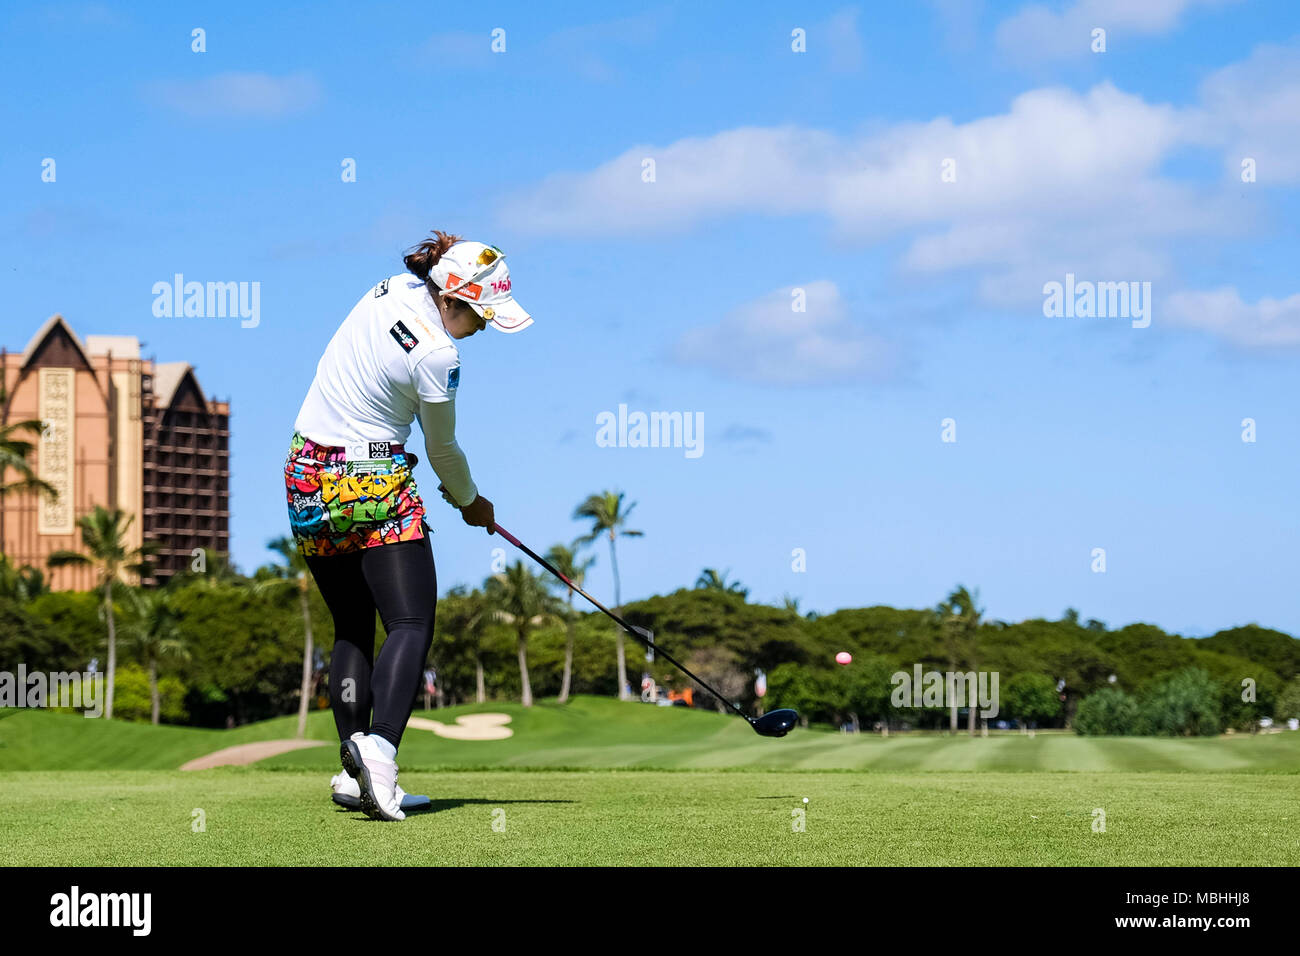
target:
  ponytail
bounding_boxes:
[403,230,462,285]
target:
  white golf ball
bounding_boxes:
[802,797,809,804]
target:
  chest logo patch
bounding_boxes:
[389,320,418,353]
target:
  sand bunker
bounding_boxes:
[406,713,514,740]
[180,739,329,770]
[181,713,513,769]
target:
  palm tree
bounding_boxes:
[544,542,595,703]
[574,490,643,701]
[47,506,155,720]
[695,567,749,599]
[936,585,983,736]
[0,384,60,553]
[437,586,491,703]
[258,537,317,738]
[485,561,562,707]
[123,588,189,725]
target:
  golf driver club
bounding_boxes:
[493,522,798,738]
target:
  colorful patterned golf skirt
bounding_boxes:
[284,432,427,557]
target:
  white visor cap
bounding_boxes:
[428,241,533,333]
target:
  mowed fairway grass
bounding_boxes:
[2,698,1298,866]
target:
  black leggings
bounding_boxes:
[306,534,436,750]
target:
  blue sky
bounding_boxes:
[3,0,1298,636]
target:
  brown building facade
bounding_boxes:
[1,315,230,589]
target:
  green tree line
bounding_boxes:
[1,502,1298,734]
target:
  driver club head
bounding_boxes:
[749,708,799,738]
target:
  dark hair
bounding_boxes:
[403,230,462,288]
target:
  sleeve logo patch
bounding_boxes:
[389,320,418,352]
[374,278,390,297]
[447,366,460,390]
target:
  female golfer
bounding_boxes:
[285,231,532,821]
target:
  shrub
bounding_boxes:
[1003,672,1062,726]
[1275,677,1300,722]
[1139,668,1222,736]
[112,664,189,724]
[1074,687,1140,735]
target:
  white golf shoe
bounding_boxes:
[330,770,431,813]
[339,732,406,821]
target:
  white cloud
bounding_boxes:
[506,42,1299,347]
[1164,288,1300,348]
[42,2,121,26]
[149,72,320,118]
[541,8,671,82]
[505,126,837,234]
[828,83,1186,231]
[503,40,1300,314]
[671,281,897,385]
[503,82,1241,306]
[505,83,1193,238]
[995,0,1237,62]
[1191,42,1300,182]
[720,424,773,443]
[508,39,1300,237]
[926,0,987,51]
[418,11,671,80]
[822,7,865,74]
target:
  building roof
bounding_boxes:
[12,317,219,410]
[152,361,208,409]
[84,335,141,358]
[21,314,92,368]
